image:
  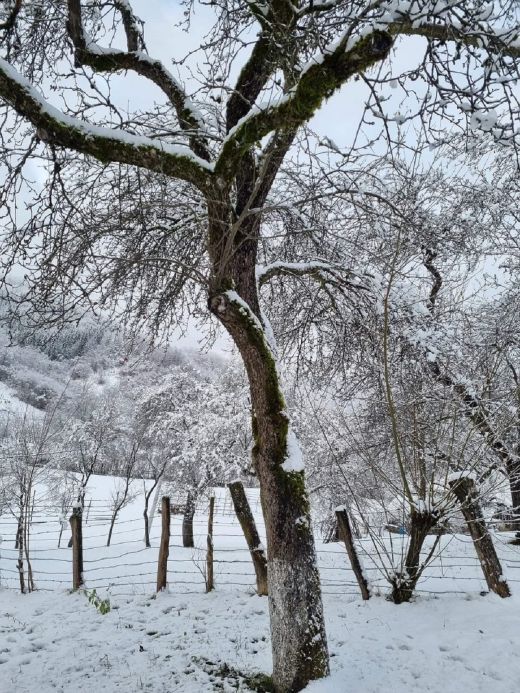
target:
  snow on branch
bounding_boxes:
[217,5,519,177]
[256,260,370,290]
[386,19,520,59]
[66,0,210,160]
[216,29,393,177]
[0,57,213,187]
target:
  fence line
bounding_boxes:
[2,497,520,598]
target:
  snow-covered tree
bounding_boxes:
[1,2,520,687]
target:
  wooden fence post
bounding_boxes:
[70,504,84,590]
[448,476,510,598]
[228,481,268,595]
[336,506,371,600]
[206,495,215,592]
[157,496,171,592]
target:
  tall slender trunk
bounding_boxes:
[17,517,25,594]
[107,509,117,547]
[507,460,520,533]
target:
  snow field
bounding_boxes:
[1,474,520,691]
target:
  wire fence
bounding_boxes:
[2,494,520,599]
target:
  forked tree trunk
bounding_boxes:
[390,509,436,604]
[210,287,329,692]
[182,490,196,548]
[449,476,511,597]
[228,480,268,596]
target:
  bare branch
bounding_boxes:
[66,0,210,160]
[0,57,213,188]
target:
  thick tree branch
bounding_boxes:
[226,33,276,132]
[66,0,210,160]
[0,57,213,189]
[113,0,144,52]
[216,30,394,177]
[388,20,520,59]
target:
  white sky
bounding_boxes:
[3,2,514,353]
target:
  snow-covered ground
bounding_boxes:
[1,475,520,691]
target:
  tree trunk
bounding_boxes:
[449,476,511,598]
[17,519,25,594]
[182,490,195,548]
[14,513,22,549]
[336,507,370,600]
[507,460,520,534]
[390,509,436,604]
[143,506,151,548]
[107,509,117,547]
[228,480,268,596]
[209,286,329,692]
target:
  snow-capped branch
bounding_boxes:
[387,19,520,60]
[216,29,393,178]
[66,0,210,160]
[256,260,370,291]
[0,57,213,188]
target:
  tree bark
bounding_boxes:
[107,509,117,547]
[336,507,370,600]
[143,506,151,548]
[449,476,511,598]
[182,490,196,548]
[507,459,520,533]
[228,480,268,596]
[209,281,329,692]
[390,510,436,604]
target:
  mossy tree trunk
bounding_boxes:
[208,194,329,691]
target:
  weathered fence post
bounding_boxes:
[336,506,371,600]
[206,495,215,592]
[70,504,84,590]
[157,496,171,592]
[449,475,510,598]
[228,481,268,596]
